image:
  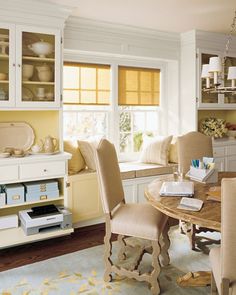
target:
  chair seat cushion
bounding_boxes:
[111,203,168,240]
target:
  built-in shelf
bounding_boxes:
[0,80,9,83]
[22,81,54,85]
[0,227,74,249]
[0,196,64,209]
[22,56,55,62]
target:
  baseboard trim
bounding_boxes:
[73,216,105,229]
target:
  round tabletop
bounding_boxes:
[145,172,236,232]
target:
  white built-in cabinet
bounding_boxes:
[0,22,61,108]
[0,154,73,249]
[213,139,236,172]
[0,3,72,249]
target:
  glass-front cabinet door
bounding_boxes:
[198,50,236,109]
[16,26,61,108]
[0,23,15,107]
[224,56,236,104]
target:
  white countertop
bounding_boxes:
[0,151,71,165]
[212,138,236,146]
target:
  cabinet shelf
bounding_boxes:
[0,80,9,83]
[22,81,55,85]
[0,196,64,209]
[0,227,74,249]
[22,56,55,62]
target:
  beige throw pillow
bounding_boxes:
[139,135,173,166]
[64,140,85,174]
[78,138,101,171]
[169,137,178,163]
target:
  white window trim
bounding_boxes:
[64,50,169,161]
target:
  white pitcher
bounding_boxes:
[42,135,57,153]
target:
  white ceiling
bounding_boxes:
[47,0,236,34]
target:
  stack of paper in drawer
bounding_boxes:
[24,180,59,202]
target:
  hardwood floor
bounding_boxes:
[0,223,114,272]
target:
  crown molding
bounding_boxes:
[0,0,73,28]
[66,16,180,43]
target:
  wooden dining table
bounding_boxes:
[146,172,236,232]
[145,172,236,287]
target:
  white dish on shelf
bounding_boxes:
[0,122,35,152]
[29,150,60,155]
[11,154,27,158]
[0,152,10,158]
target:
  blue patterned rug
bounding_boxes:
[0,229,217,294]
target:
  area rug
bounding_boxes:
[0,229,216,295]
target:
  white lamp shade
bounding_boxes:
[209,56,222,72]
[201,64,213,78]
[227,66,236,80]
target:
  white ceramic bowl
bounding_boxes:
[227,130,236,139]
[0,72,7,80]
[22,64,34,81]
[28,41,53,58]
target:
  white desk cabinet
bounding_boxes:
[213,139,236,172]
[0,152,73,249]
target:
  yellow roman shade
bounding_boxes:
[63,62,110,105]
[118,66,160,106]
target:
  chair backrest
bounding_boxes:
[221,178,236,282]
[177,131,213,175]
[95,139,125,214]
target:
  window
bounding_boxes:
[63,62,110,140]
[63,61,162,159]
[118,66,160,154]
[118,66,160,106]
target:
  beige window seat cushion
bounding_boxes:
[71,162,175,180]
[119,162,176,179]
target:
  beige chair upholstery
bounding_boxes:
[95,139,169,295]
[210,178,236,295]
[177,131,213,175]
[177,131,214,250]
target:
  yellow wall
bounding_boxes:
[0,111,60,145]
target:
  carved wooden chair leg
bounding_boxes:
[160,222,170,266]
[104,216,113,282]
[150,240,161,295]
[191,224,197,250]
[211,272,218,295]
[130,245,146,271]
[117,234,127,261]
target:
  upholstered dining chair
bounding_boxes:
[95,139,170,295]
[177,131,214,250]
[210,178,236,295]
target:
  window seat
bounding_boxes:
[119,162,176,179]
[69,161,176,180]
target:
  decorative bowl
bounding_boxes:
[22,64,34,81]
[28,41,53,58]
[227,130,236,139]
